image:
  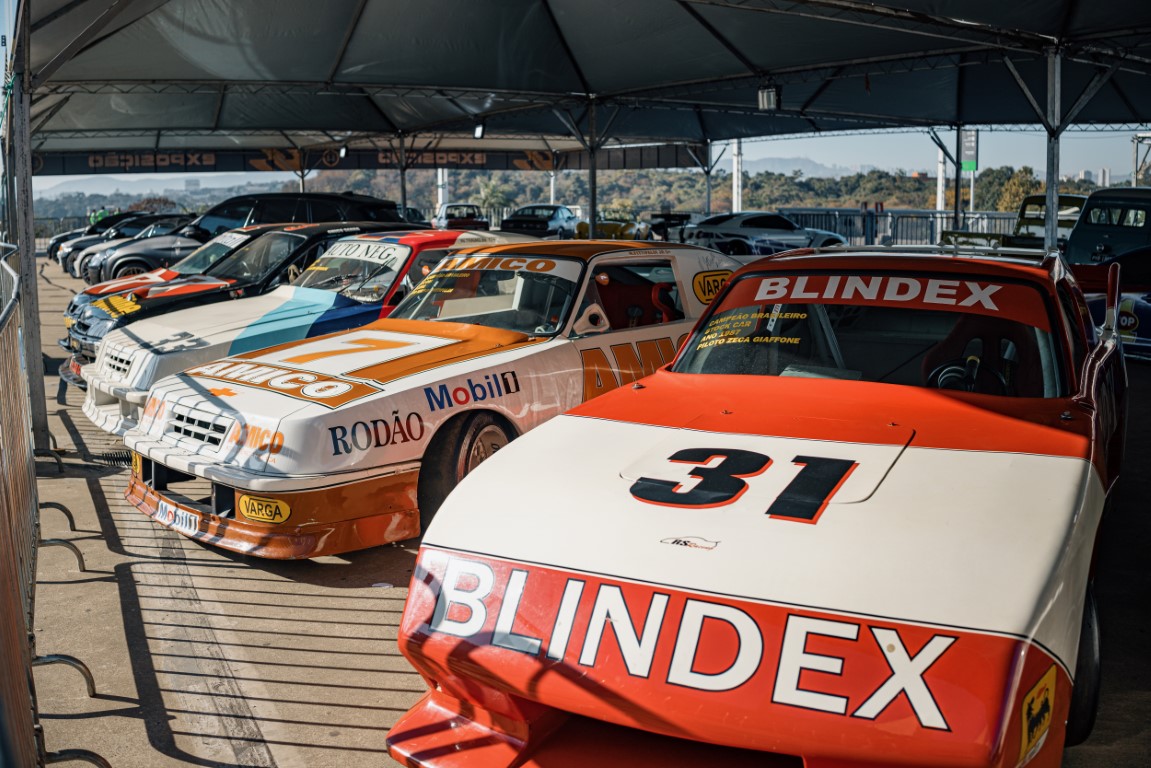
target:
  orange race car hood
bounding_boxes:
[137,319,543,475]
[396,372,1103,767]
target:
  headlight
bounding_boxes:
[84,318,116,339]
[93,250,114,264]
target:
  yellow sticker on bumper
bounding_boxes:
[238,494,291,524]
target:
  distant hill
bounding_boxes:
[741,156,877,178]
[33,172,296,199]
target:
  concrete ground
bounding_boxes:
[26,262,1151,767]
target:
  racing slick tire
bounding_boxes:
[1065,584,1101,747]
[417,412,512,532]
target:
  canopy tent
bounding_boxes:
[8,0,1151,452]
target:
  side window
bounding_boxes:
[575,260,684,335]
[286,238,341,283]
[253,197,302,224]
[1057,285,1088,377]
[1123,207,1147,227]
[307,199,345,222]
[198,202,256,236]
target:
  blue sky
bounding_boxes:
[738,128,1140,178]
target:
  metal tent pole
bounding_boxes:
[1045,50,1061,252]
[11,36,51,453]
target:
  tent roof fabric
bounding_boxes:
[19,0,1151,154]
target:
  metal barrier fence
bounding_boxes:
[779,208,1017,245]
[0,250,40,767]
[0,247,109,767]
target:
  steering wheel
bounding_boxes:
[926,356,1009,395]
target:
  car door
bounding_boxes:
[568,257,694,401]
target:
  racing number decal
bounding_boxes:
[631,449,857,523]
[768,455,858,522]
[629,449,770,507]
[283,336,412,364]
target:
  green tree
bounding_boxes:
[997,167,1043,212]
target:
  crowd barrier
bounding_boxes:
[0,247,109,767]
[0,251,39,767]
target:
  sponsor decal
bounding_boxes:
[424,371,520,412]
[581,336,685,400]
[130,452,142,477]
[433,255,561,274]
[69,358,82,376]
[87,151,216,171]
[92,293,142,319]
[1020,665,1055,762]
[721,273,1052,331]
[754,275,1002,309]
[660,536,719,550]
[238,494,291,524]
[63,315,74,329]
[141,397,166,428]
[418,553,958,730]
[692,270,732,305]
[322,240,409,263]
[329,412,427,456]
[1118,298,1139,338]
[225,424,284,455]
[185,359,380,409]
[208,387,236,397]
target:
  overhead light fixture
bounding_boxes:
[757,85,781,111]
[473,120,485,139]
[338,145,347,158]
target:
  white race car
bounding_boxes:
[390,246,1126,767]
[123,241,739,559]
[81,229,525,436]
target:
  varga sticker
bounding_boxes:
[692,270,732,304]
[238,494,291,524]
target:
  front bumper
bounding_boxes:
[123,445,423,558]
[82,370,148,435]
[57,356,89,390]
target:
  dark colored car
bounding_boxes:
[77,214,194,282]
[433,203,489,230]
[75,192,407,285]
[59,221,422,387]
[58,212,186,275]
[47,210,150,264]
[498,204,579,239]
[178,191,405,242]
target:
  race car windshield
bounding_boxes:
[294,241,413,303]
[172,230,253,275]
[391,254,582,336]
[674,272,1067,398]
[205,232,307,282]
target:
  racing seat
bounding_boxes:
[921,313,1044,397]
[651,282,684,323]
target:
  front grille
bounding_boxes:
[103,347,132,379]
[167,403,235,448]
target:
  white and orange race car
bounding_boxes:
[122,241,739,558]
[390,246,1126,767]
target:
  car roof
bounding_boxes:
[267,221,421,237]
[1084,187,1151,202]
[449,240,715,263]
[338,229,540,248]
[735,244,1065,285]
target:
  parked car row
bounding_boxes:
[50,187,1129,765]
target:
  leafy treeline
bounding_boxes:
[35,166,1102,220]
[307,165,1101,217]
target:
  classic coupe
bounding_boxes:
[122,241,738,559]
[390,245,1125,768]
